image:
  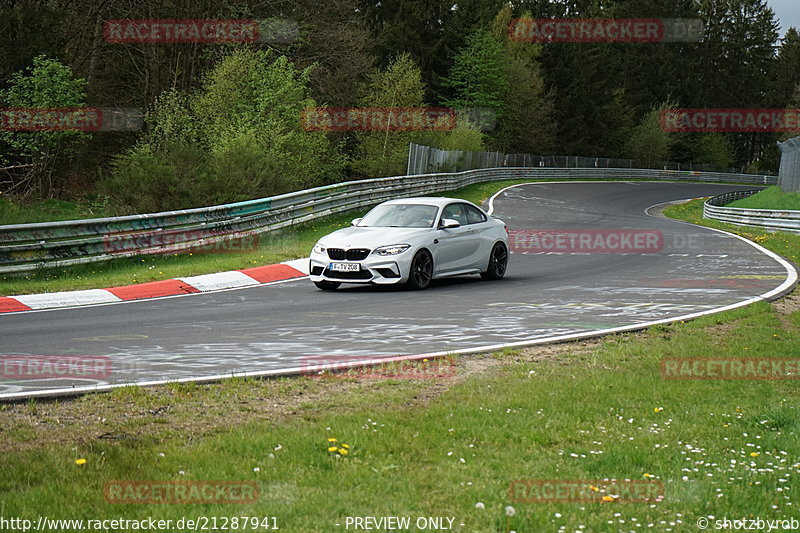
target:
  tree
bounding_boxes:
[105,49,343,211]
[489,6,556,154]
[624,101,676,168]
[690,134,735,170]
[0,55,89,198]
[416,111,485,153]
[350,53,427,177]
[441,27,507,119]
[771,28,800,107]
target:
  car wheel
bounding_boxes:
[406,249,433,290]
[314,281,341,290]
[481,242,508,280]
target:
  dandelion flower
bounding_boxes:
[475,502,485,510]
[327,438,337,443]
[327,446,338,453]
[505,506,516,517]
[75,458,87,466]
[341,444,350,449]
[602,495,616,502]
[750,452,760,457]
[653,407,663,413]
[338,449,349,456]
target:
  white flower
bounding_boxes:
[253,467,260,472]
[475,502,485,510]
[505,506,516,517]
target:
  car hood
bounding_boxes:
[319,226,431,249]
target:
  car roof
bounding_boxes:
[381,197,477,208]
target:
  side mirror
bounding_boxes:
[440,218,460,229]
[351,218,363,226]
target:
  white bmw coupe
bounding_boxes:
[309,197,509,290]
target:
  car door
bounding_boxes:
[434,203,480,273]
[463,204,495,268]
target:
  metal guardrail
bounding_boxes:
[0,167,777,274]
[704,190,800,234]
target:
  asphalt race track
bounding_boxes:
[0,182,796,399]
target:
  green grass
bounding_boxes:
[0,301,798,531]
[0,196,116,225]
[728,186,800,211]
[663,198,800,266]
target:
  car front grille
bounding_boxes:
[323,268,373,280]
[327,248,370,261]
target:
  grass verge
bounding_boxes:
[0,294,798,531]
[0,196,115,225]
[728,186,800,211]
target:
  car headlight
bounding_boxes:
[372,244,410,256]
[312,242,326,255]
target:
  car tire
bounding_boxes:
[406,249,433,290]
[481,242,508,280]
[314,281,341,290]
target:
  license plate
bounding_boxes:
[329,262,360,272]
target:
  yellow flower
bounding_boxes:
[750,452,760,457]
[589,485,600,492]
[75,458,87,466]
[653,407,663,413]
[327,438,337,443]
[643,473,653,478]
[327,446,338,453]
[601,495,616,502]
[341,444,350,449]
[338,449,349,456]
[723,423,730,428]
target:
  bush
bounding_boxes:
[103,50,343,213]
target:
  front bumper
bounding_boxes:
[308,252,408,284]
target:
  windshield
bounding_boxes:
[358,204,439,228]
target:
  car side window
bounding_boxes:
[441,203,469,226]
[465,205,487,224]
